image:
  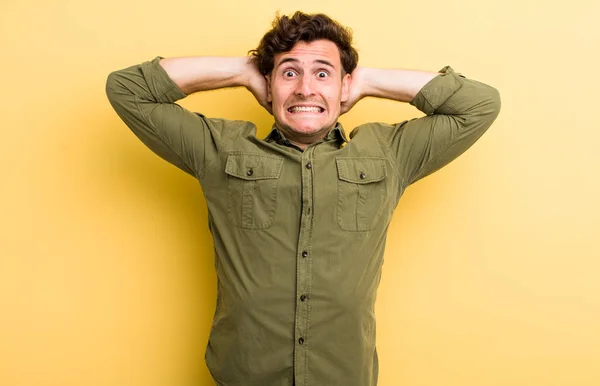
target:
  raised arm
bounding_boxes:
[158,56,271,112]
[341,66,439,113]
[344,65,501,187]
[105,56,269,177]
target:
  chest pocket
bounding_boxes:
[225,153,284,229]
[336,157,388,231]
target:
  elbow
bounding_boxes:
[105,71,125,103]
[487,86,501,120]
[472,85,501,124]
[105,70,138,110]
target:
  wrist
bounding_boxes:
[352,66,371,99]
[240,57,260,89]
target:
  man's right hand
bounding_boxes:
[244,58,272,115]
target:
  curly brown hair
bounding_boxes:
[249,11,359,76]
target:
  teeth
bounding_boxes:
[290,106,322,113]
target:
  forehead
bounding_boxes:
[274,39,342,69]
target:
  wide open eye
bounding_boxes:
[284,70,296,78]
[317,71,328,78]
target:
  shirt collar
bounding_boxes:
[264,122,349,146]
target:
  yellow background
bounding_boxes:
[2,0,599,385]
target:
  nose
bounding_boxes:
[295,75,315,97]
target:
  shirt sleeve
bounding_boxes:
[105,56,221,178]
[386,66,501,187]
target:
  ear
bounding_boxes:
[266,74,272,103]
[340,72,351,103]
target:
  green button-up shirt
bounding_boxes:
[106,56,500,386]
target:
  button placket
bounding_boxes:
[293,149,315,386]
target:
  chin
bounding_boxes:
[289,125,325,135]
[288,119,336,134]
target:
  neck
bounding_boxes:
[276,125,335,150]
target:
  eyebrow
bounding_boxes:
[277,57,336,69]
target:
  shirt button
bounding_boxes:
[359,172,366,179]
[299,338,305,345]
[302,251,308,258]
[306,162,312,169]
[300,295,307,301]
[247,169,254,176]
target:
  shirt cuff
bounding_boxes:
[140,56,188,103]
[410,66,465,115]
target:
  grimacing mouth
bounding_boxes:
[287,105,325,113]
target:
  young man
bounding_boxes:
[106,11,500,386]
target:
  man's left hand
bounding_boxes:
[340,66,365,115]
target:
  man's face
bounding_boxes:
[267,39,351,144]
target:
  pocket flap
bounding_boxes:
[225,153,284,180]
[336,157,387,184]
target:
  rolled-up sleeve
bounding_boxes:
[389,66,501,186]
[105,56,217,177]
